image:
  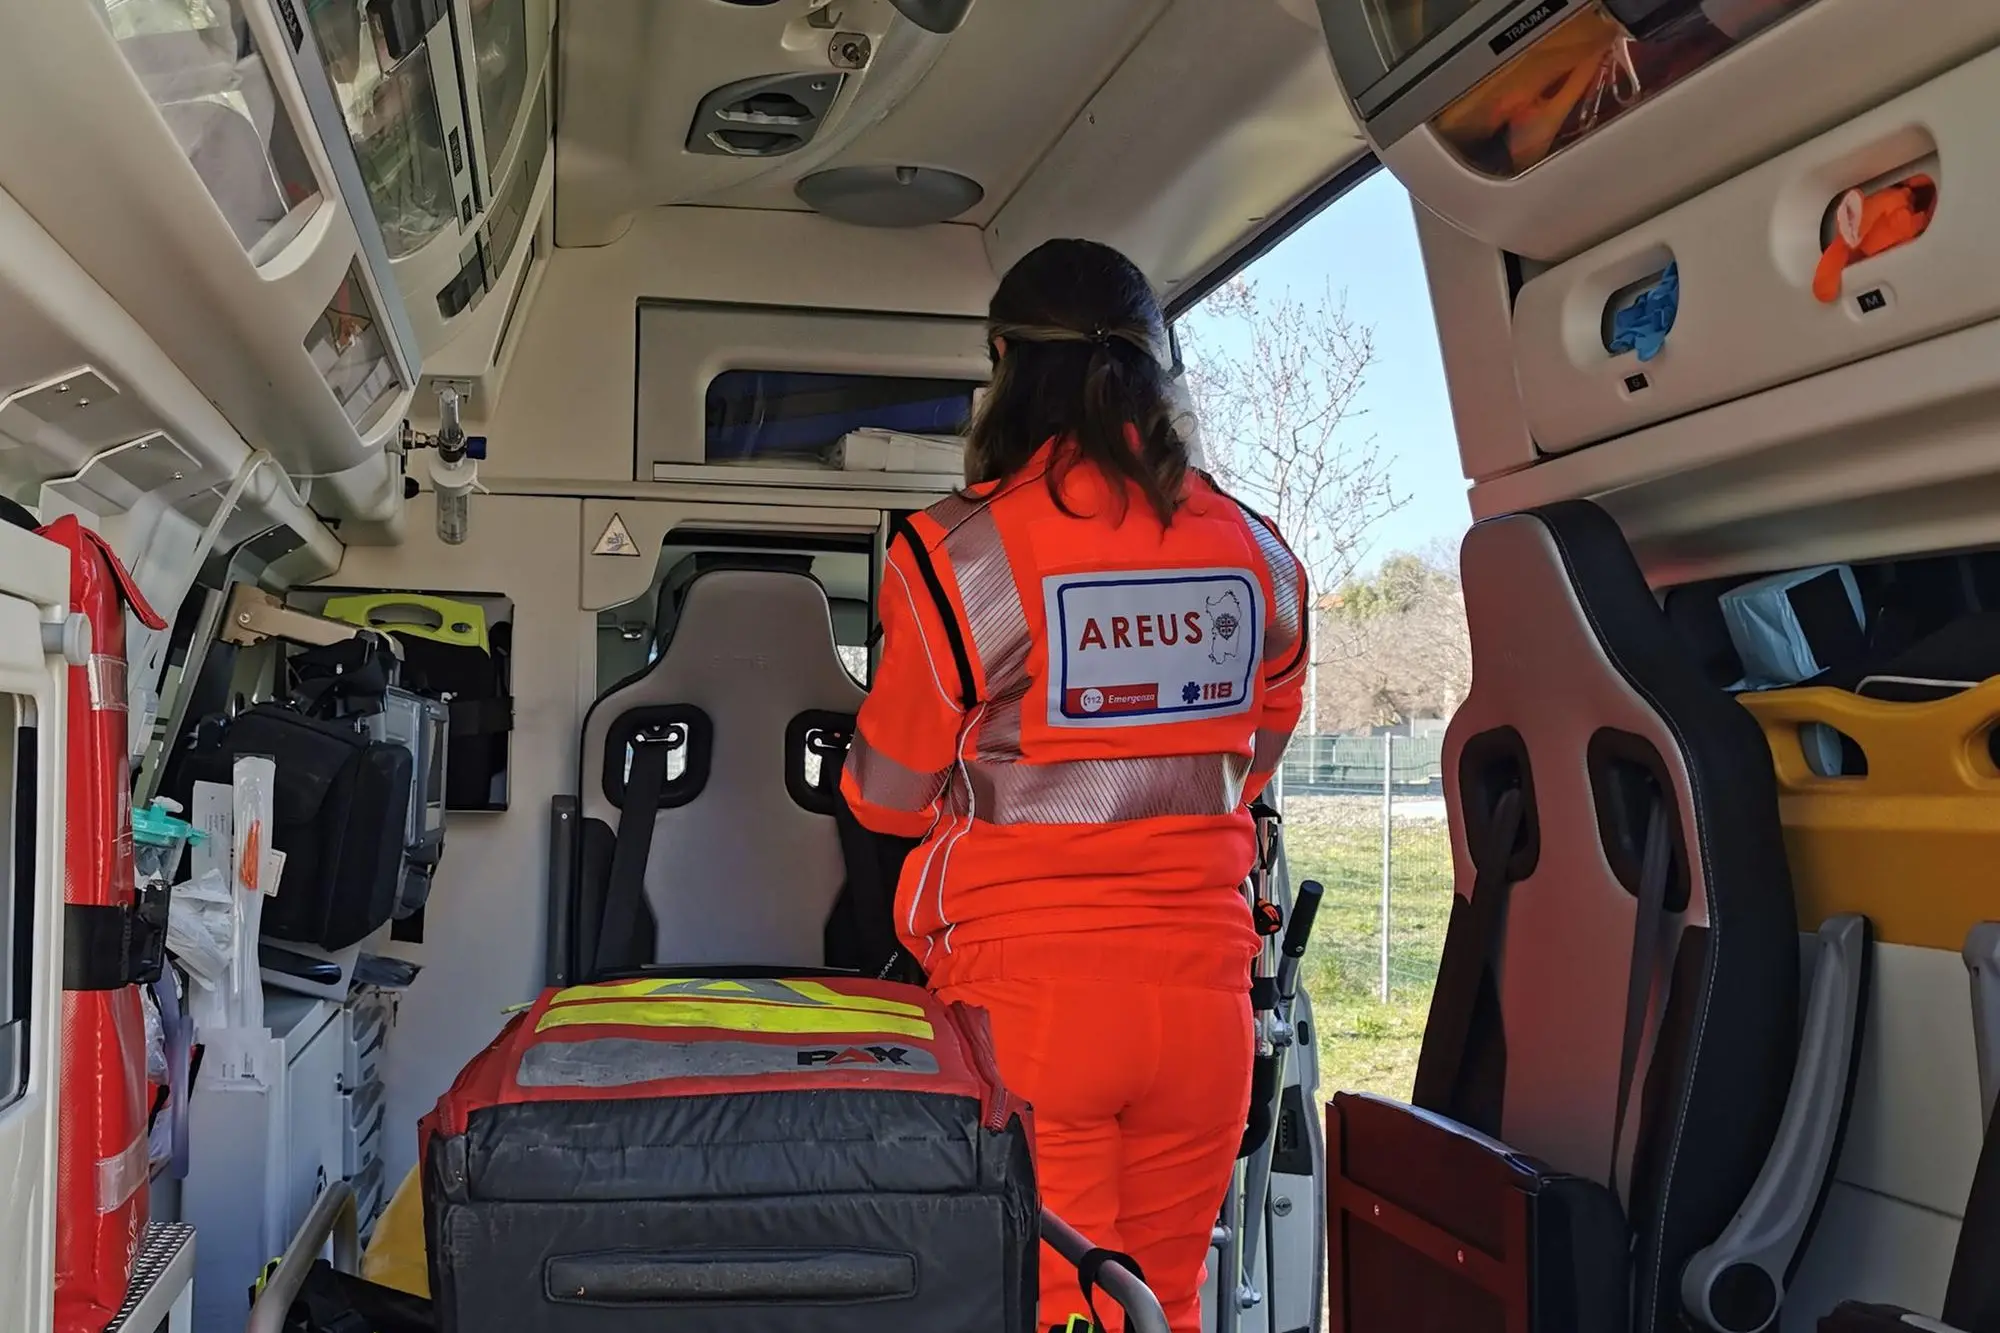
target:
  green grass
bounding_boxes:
[1282,796,1455,1101]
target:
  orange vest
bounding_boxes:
[842,446,1310,976]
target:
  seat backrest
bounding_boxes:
[578,567,865,969]
[1435,501,1801,1333]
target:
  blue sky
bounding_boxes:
[1182,169,1470,571]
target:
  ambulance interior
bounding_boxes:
[3,0,2000,1329]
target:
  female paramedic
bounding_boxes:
[840,237,1310,1333]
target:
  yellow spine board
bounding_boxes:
[321,592,490,651]
[1740,680,2000,950]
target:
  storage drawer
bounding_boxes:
[344,1000,389,1090]
[353,1157,387,1239]
[342,1080,386,1178]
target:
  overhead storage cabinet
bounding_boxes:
[1512,44,2000,455]
[1315,0,2000,260]
[0,0,556,529]
[0,0,423,499]
[277,0,555,359]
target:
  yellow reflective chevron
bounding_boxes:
[534,998,934,1040]
[548,977,927,1019]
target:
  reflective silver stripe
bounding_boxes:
[963,752,1251,825]
[845,731,947,814]
[934,500,1033,761]
[1239,506,1305,672]
[924,491,983,531]
[518,1038,940,1087]
[1250,728,1292,776]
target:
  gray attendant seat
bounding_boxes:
[569,565,865,976]
[1327,501,1870,1333]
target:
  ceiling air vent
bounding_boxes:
[796,165,983,227]
[687,72,846,159]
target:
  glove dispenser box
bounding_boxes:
[1511,43,2000,457]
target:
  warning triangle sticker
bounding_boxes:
[593,512,640,557]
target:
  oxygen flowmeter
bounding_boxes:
[400,385,487,545]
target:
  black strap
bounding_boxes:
[1238,1051,1282,1159]
[1610,799,1674,1186]
[289,634,397,720]
[63,894,168,991]
[595,737,675,978]
[1411,787,1525,1114]
[1076,1247,1146,1333]
[1249,974,1280,1012]
[890,514,977,708]
[829,794,924,984]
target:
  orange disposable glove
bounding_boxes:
[1813,175,1938,304]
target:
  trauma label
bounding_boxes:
[1044,568,1262,727]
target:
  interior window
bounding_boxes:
[595,530,875,699]
[704,370,977,468]
[1,698,29,1113]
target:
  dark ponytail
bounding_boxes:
[965,238,1190,525]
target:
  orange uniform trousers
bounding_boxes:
[933,933,1254,1333]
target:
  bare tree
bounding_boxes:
[1314,541,1471,732]
[1180,277,1404,596]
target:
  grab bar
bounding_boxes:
[1041,1206,1171,1333]
[246,1180,360,1333]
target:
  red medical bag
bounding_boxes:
[421,974,1041,1333]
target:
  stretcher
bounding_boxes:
[245,1181,1171,1333]
[1216,799,1325,1332]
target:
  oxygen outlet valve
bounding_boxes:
[400,386,488,546]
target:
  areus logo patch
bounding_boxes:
[1044,568,1262,727]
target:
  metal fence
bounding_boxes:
[1280,732,1445,797]
[1280,734,1455,1003]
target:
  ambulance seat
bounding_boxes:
[566,564,865,978]
[1329,501,1868,1333]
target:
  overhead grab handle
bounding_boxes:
[1682,914,1874,1333]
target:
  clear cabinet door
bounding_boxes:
[302,0,458,259]
[1365,0,1486,66]
[101,0,325,261]
[466,0,530,180]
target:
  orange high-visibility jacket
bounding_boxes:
[842,445,1310,973]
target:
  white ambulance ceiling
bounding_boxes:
[555,0,1366,300]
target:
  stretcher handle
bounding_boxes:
[1041,1206,1171,1333]
[1275,879,1325,1008]
[1281,879,1324,961]
[246,1180,360,1333]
